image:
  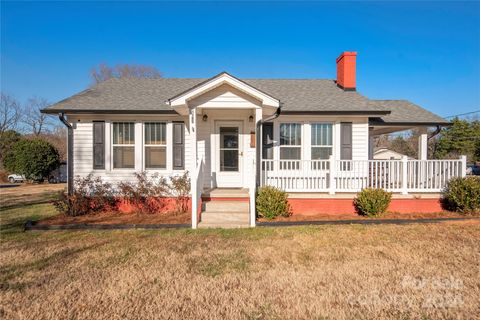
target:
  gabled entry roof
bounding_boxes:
[167,72,280,108]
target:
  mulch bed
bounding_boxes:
[36,210,191,227]
[258,211,471,223]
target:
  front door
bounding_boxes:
[215,121,243,188]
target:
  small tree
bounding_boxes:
[4,138,60,181]
[0,93,22,134]
[434,118,480,162]
[90,63,162,84]
[22,97,54,135]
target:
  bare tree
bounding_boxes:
[23,97,54,135]
[90,63,162,84]
[0,93,22,134]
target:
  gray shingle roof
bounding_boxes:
[368,100,449,125]
[42,77,448,124]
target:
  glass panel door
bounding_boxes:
[219,126,239,172]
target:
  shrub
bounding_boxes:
[53,174,115,216]
[117,172,169,213]
[118,172,192,214]
[442,176,480,215]
[256,186,291,219]
[3,138,59,181]
[354,188,392,217]
[165,172,191,213]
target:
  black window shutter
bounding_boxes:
[262,123,274,160]
[340,122,352,160]
[172,122,185,170]
[93,121,105,169]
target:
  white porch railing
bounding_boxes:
[261,156,466,193]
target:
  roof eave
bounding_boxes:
[369,119,452,126]
[41,108,178,115]
[281,110,391,116]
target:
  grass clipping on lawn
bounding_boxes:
[1,206,479,319]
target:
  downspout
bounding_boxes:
[58,113,74,195]
[255,103,282,187]
[428,125,442,140]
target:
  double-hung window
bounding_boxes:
[144,122,167,169]
[280,123,301,169]
[113,122,135,169]
[311,123,333,159]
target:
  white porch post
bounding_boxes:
[250,108,263,227]
[418,128,428,160]
[460,155,467,177]
[190,107,198,229]
[329,155,336,195]
[401,155,408,195]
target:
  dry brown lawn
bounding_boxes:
[1,203,479,320]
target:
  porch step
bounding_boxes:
[199,199,250,229]
[201,212,249,223]
[202,188,249,199]
[203,200,249,213]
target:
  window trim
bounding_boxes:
[279,122,302,161]
[111,122,136,170]
[143,122,168,170]
[310,122,333,160]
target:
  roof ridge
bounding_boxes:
[104,77,336,81]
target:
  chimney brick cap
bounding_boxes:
[336,51,357,63]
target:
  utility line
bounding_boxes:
[444,110,480,119]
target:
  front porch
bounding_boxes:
[170,73,463,228]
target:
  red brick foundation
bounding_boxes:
[288,198,445,215]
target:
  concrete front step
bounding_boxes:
[199,221,250,229]
[201,212,249,223]
[199,198,251,228]
[203,201,249,213]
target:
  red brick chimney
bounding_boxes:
[336,52,357,91]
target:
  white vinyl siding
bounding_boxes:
[71,116,190,186]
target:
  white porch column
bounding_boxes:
[189,107,198,229]
[418,128,428,160]
[134,121,143,172]
[460,155,467,177]
[401,155,408,195]
[250,108,263,227]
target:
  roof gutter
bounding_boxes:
[58,113,74,195]
[256,104,282,188]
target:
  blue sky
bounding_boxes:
[1,1,479,118]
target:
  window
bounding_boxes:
[113,122,135,169]
[144,122,167,169]
[280,123,301,169]
[311,123,333,160]
[280,123,301,159]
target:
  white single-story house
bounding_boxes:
[42,52,466,228]
[373,148,412,160]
